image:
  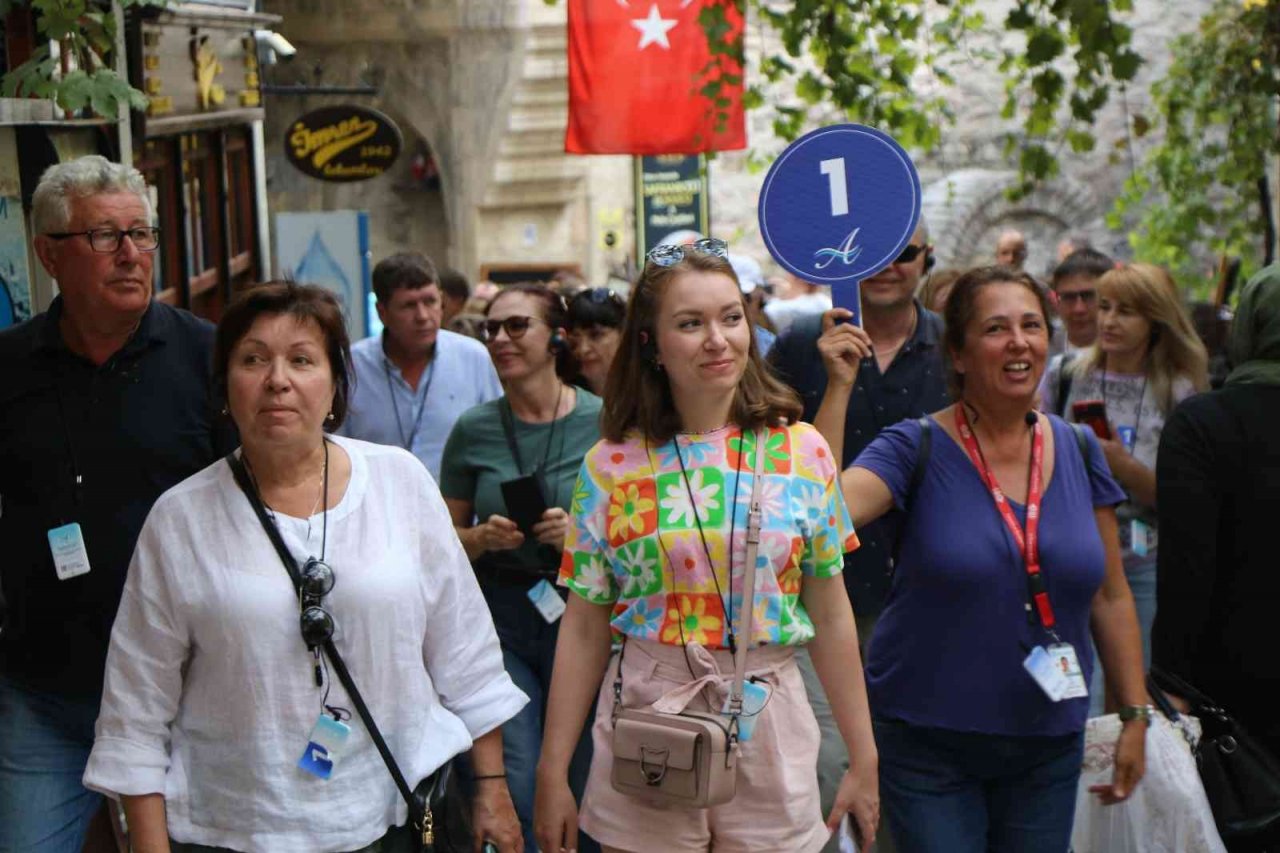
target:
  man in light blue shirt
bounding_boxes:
[341,252,501,480]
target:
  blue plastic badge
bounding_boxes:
[1117,425,1137,453]
[757,124,922,323]
[298,715,351,780]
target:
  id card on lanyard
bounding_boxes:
[955,408,1087,702]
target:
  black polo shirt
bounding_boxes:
[768,301,951,616]
[0,297,235,698]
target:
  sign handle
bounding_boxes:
[832,281,863,328]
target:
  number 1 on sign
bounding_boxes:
[820,158,849,217]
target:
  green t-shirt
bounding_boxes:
[439,388,603,578]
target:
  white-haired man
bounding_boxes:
[0,155,233,852]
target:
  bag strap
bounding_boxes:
[224,452,427,823]
[890,416,932,567]
[727,428,767,718]
[1055,354,1076,416]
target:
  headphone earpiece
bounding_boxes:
[549,332,565,353]
[639,330,659,370]
[924,249,936,272]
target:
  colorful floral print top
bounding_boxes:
[560,422,858,648]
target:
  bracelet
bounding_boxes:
[474,773,508,781]
[1118,704,1154,725]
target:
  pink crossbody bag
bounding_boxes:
[608,429,767,808]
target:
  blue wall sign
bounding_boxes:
[758,124,921,323]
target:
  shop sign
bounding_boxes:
[634,154,710,263]
[285,106,402,182]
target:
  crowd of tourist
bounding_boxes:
[1,155,1277,853]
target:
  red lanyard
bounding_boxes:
[954,407,1056,631]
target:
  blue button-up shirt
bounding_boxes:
[341,329,502,481]
[768,301,951,616]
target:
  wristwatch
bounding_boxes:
[1118,704,1155,725]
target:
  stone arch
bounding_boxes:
[922,168,1116,278]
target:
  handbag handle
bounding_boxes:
[224,452,427,822]
[726,427,767,717]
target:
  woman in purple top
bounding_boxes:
[813,267,1148,853]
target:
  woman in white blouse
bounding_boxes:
[83,283,527,853]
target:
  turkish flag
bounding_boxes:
[566,0,746,155]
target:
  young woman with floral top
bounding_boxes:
[533,241,878,853]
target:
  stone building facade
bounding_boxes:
[259,0,1215,291]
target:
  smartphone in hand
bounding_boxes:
[1071,399,1112,440]
[500,474,549,536]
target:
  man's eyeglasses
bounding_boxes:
[299,558,336,649]
[894,244,927,265]
[480,315,547,343]
[1057,289,1098,306]
[45,226,162,254]
[645,237,729,267]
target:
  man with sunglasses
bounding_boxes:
[769,220,949,853]
[1043,248,1114,414]
[340,252,501,480]
[0,155,235,852]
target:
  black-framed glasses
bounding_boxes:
[299,558,336,649]
[480,315,546,343]
[1058,289,1098,306]
[645,237,729,267]
[894,244,926,265]
[45,226,161,254]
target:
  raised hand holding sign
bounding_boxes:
[758,124,922,326]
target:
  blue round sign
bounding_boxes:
[758,124,921,286]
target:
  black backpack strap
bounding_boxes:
[1068,421,1090,464]
[891,417,933,566]
[906,416,932,514]
[1054,353,1076,416]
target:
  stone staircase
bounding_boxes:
[481,14,585,210]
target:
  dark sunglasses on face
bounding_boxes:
[299,558,336,649]
[480,315,546,343]
[894,244,927,265]
[1058,289,1098,306]
[645,237,730,267]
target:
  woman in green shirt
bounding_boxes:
[440,283,602,853]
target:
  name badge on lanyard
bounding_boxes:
[955,409,1087,703]
[48,523,91,580]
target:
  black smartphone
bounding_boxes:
[500,474,548,535]
[1072,399,1112,440]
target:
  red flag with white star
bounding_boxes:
[566,0,746,154]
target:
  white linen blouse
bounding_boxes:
[83,435,528,853]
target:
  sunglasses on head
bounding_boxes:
[299,558,336,649]
[573,287,625,308]
[480,315,547,343]
[645,237,730,268]
[894,244,927,265]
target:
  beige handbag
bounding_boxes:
[609,429,767,808]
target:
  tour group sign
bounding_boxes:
[758,124,921,326]
[285,105,402,182]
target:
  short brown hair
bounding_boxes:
[372,251,438,304]
[213,281,353,428]
[601,251,801,444]
[942,265,1052,400]
[486,282,578,380]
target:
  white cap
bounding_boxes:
[729,253,765,294]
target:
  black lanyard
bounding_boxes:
[384,358,435,451]
[498,385,566,502]
[1100,365,1147,455]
